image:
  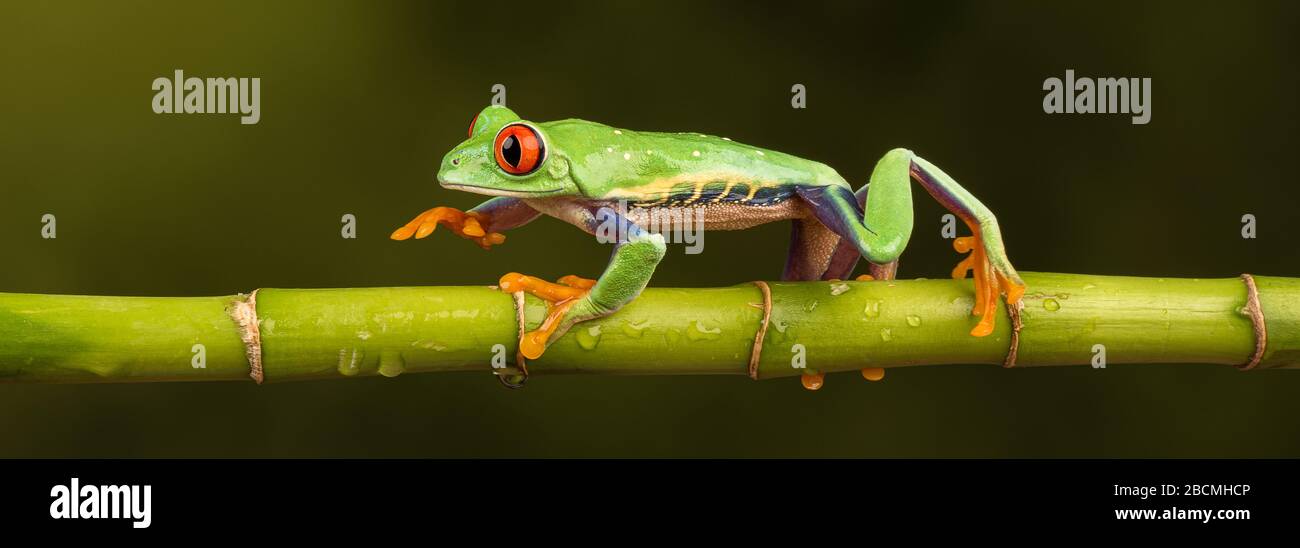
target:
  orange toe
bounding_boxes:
[462,217,486,237]
[801,372,825,391]
[952,232,1005,337]
[392,206,504,248]
[557,275,597,289]
[498,273,592,359]
[998,270,1026,306]
[499,273,587,301]
[390,226,416,240]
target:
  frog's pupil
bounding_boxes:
[501,135,521,167]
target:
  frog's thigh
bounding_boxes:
[823,184,900,280]
[782,218,841,281]
[795,185,905,265]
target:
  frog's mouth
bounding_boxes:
[439,182,567,199]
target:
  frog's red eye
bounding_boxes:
[468,113,479,138]
[494,124,545,175]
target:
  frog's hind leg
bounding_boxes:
[819,184,899,281]
[783,203,889,389]
[795,148,1025,337]
[784,208,895,282]
[904,152,1026,336]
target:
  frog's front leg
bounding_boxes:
[390,197,541,249]
[797,148,1026,337]
[499,205,666,360]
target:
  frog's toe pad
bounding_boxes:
[800,372,825,391]
[861,367,885,381]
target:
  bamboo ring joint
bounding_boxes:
[1239,273,1267,371]
[1003,298,1024,368]
[748,281,773,380]
[230,289,264,384]
[503,289,530,387]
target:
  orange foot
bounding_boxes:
[390,206,505,249]
[951,234,1026,337]
[498,273,596,360]
[801,372,825,391]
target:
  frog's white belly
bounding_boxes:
[523,197,807,234]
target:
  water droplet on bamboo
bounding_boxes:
[687,320,721,341]
[829,283,850,296]
[576,325,602,350]
[864,300,882,319]
[621,320,648,338]
[770,319,791,342]
[879,328,893,342]
[906,315,922,327]
[337,348,364,377]
[1043,298,1061,311]
[665,329,682,346]
[378,352,406,377]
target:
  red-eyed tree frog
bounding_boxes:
[393,105,1026,388]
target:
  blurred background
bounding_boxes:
[0,0,1297,457]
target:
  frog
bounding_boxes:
[392,105,1026,389]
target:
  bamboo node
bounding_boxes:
[1003,298,1024,368]
[230,289,264,384]
[504,290,530,386]
[748,281,773,380]
[1239,273,1267,371]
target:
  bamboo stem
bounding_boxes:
[1,272,1297,384]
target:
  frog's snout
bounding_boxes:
[437,166,465,186]
[437,151,467,186]
[439,157,483,191]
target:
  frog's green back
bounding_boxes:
[540,119,848,205]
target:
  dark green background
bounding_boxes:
[1,1,1297,457]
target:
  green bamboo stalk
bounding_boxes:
[0,272,1297,384]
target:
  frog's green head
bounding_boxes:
[436,105,577,198]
